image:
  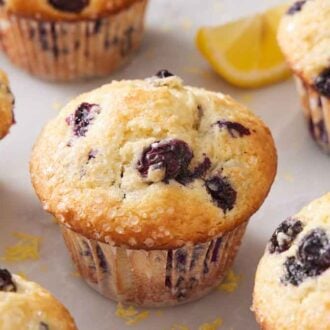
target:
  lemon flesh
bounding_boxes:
[196,5,291,88]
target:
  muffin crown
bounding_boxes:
[253,193,330,330]
[30,73,277,249]
[0,70,14,140]
[278,0,330,91]
[0,269,77,329]
[0,0,142,20]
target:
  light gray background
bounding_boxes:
[0,0,329,329]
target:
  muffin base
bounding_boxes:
[61,221,248,307]
[0,0,147,81]
[294,76,330,154]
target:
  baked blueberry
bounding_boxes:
[39,322,49,330]
[314,68,330,98]
[281,256,306,286]
[205,176,237,213]
[0,268,16,292]
[286,0,307,15]
[137,139,193,183]
[48,0,89,13]
[155,70,174,78]
[281,229,330,286]
[269,218,303,254]
[215,120,251,138]
[66,102,101,137]
[298,229,330,269]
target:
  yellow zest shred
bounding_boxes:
[155,310,163,317]
[115,303,150,326]
[283,172,294,183]
[170,325,190,330]
[198,318,223,330]
[239,93,253,104]
[71,271,81,278]
[2,232,42,262]
[217,269,241,293]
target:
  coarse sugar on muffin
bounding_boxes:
[0,69,14,140]
[278,0,330,154]
[0,268,77,330]
[253,193,330,330]
[30,71,277,306]
[0,0,148,81]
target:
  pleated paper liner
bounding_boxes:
[61,220,248,307]
[294,75,330,154]
[0,0,147,81]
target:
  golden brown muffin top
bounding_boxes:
[278,0,330,91]
[0,0,143,21]
[0,70,14,140]
[253,193,330,330]
[30,72,277,250]
[0,269,77,330]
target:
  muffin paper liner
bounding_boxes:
[0,0,147,81]
[60,221,248,307]
[294,75,330,154]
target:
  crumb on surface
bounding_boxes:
[239,93,253,104]
[2,232,42,262]
[38,264,48,272]
[71,270,81,278]
[115,303,150,326]
[52,101,63,111]
[170,324,190,330]
[198,318,223,330]
[283,172,294,183]
[217,269,241,293]
[155,310,163,317]
[180,17,193,30]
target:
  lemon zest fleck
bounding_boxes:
[115,303,150,326]
[198,318,223,330]
[2,232,41,262]
[171,324,190,330]
[217,269,241,293]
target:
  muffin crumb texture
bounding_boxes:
[0,69,14,139]
[31,73,277,249]
[253,193,330,330]
[278,0,330,86]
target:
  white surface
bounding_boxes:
[0,1,329,329]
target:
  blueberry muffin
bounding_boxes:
[0,0,148,81]
[253,193,330,330]
[278,0,330,154]
[0,268,77,329]
[0,70,14,139]
[30,71,277,307]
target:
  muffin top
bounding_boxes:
[253,193,330,330]
[278,0,330,97]
[0,0,142,21]
[0,70,14,140]
[0,269,77,330]
[30,72,277,249]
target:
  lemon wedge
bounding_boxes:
[196,4,291,88]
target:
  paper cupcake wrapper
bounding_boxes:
[294,75,330,154]
[60,221,248,307]
[0,0,147,81]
